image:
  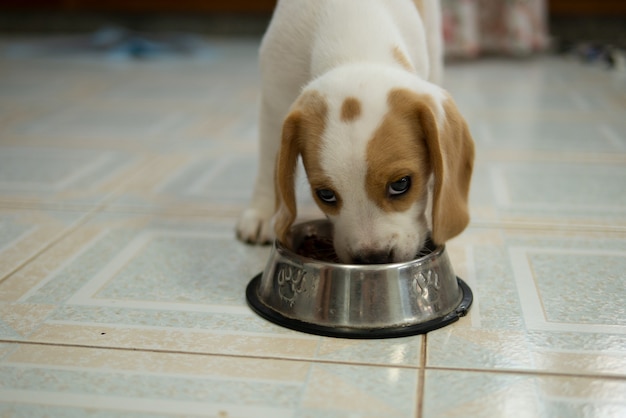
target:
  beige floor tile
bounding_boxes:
[423,369,626,418]
[0,343,419,417]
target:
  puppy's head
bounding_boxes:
[274,69,474,264]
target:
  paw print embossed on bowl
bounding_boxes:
[246,219,473,339]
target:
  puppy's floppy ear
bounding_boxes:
[274,90,328,245]
[274,112,301,245]
[389,88,475,245]
[420,93,475,245]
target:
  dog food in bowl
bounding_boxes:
[296,235,340,263]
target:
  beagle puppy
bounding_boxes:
[237,0,475,264]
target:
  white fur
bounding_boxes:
[237,0,446,262]
[308,65,439,262]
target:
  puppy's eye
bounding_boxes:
[388,176,411,196]
[316,189,337,204]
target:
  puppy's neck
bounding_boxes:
[309,1,429,79]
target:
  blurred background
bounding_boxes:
[0,0,624,63]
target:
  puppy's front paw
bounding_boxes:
[236,208,275,245]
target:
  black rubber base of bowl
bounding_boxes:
[245,273,473,339]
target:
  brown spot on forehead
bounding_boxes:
[365,89,432,213]
[340,97,362,123]
[392,46,415,73]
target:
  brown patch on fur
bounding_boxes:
[340,97,362,123]
[392,46,415,73]
[366,94,431,213]
[368,89,475,244]
[412,0,425,17]
[302,143,342,219]
[274,90,332,244]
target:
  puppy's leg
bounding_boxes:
[237,0,312,244]
[236,95,282,244]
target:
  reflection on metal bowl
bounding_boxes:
[246,219,472,339]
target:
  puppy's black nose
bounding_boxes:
[351,250,393,265]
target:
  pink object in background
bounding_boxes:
[442,0,549,57]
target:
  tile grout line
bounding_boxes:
[2,339,626,382]
[416,335,427,418]
[0,156,161,286]
[0,339,422,371]
[470,220,626,234]
[0,207,103,286]
[423,364,626,382]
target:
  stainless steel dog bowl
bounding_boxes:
[246,219,472,339]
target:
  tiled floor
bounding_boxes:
[0,35,625,417]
